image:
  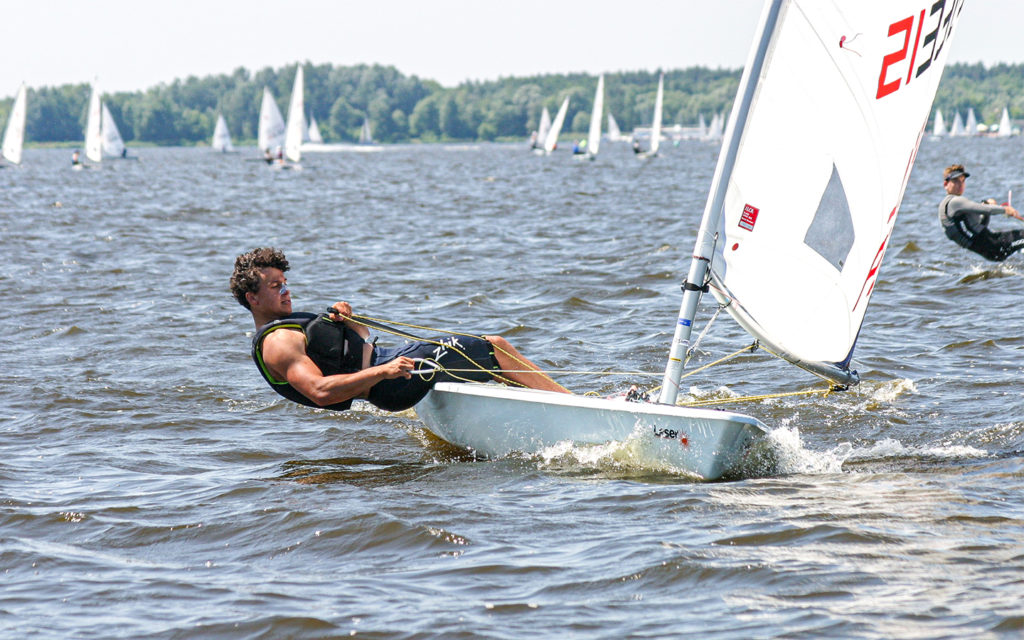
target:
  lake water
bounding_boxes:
[2,139,1022,638]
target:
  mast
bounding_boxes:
[658,0,784,405]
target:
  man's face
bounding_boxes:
[247,267,292,317]
[944,175,965,196]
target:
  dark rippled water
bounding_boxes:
[2,139,1023,638]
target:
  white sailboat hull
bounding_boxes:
[416,383,767,480]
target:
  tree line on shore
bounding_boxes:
[2,61,1021,146]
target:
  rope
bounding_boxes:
[340,311,843,408]
[677,386,837,408]
[342,312,571,392]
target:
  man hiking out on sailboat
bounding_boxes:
[939,164,1024,262]
[231,247,569,413]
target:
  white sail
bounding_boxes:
[707,112,724,141]
[212,114,234,152]
[607,112,622,141]
[965,107,978,135]
[997,107,1012,137]
[85,86,103,163]
[284,67,305,163]
[99,103,125,158]
[543,97,569,154]
[257,87,285,154]
[536,107,552,146]
[307,115,324,144]
[950,111,965,136]
[359,117,373,144]
[586,75,604,157]
[664,0,965,395]
[932,109,946,136]
[650,73,664,154]
[2,83,27,165]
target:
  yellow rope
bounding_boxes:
[344,313,571,392]
[677,386,836,408]
[343,312,842,406]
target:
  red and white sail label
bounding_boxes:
[739,204,759,231]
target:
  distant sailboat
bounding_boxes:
[607,112,624,142]
[541,97,569,155]
[965,107,978,135]
[212,113,234,152]
[307,115,324,144]
[932,109,947,137]
[303,113,382,154]
[706,112,724,142]
[997,107,1013,137]
[532,107,551,149]
[100,103,126,158]
[283,67,305,164]
[583,75,604,160]
[638,73,664,158]
[1,83,27,166]
[84,85,103,164]
[257,86,286,158]
[359,117,373,144]
[950,111,966,137]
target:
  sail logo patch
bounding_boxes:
[739,204,759,231]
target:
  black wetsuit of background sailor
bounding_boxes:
[251,312,501,413]
[939,194,1024,262]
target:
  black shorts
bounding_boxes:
[366,336,499,411]
[968,229,1024,262]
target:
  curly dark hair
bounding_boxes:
[230,247,289,309]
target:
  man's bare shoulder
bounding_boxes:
[261,326,306,362]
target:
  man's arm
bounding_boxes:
[327,301,370,339]
[262,329,413,407]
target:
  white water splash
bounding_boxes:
[845,437,989,462]
[763,425,852,475]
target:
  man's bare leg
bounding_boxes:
[484,335,571,394]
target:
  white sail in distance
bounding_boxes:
[607,112,622,141]
[212,114,234,152]
[2,83,27,164]
[307,115,324,144]
[536,107,551,145]
[932,109,946,136]
[965,107,978,135]
[586,75,604,156]
[85,85,103,163]
[697,0,964,386]
[650,73,664,154]
[359,117,373,144]
[258,87,285,154]
[997,107,1012,137]
[100,103,125,157]
[284,67,305,162]
[544,97,569,154]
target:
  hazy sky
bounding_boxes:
[2,0,1021,95]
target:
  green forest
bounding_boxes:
[2,61,1022,146]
